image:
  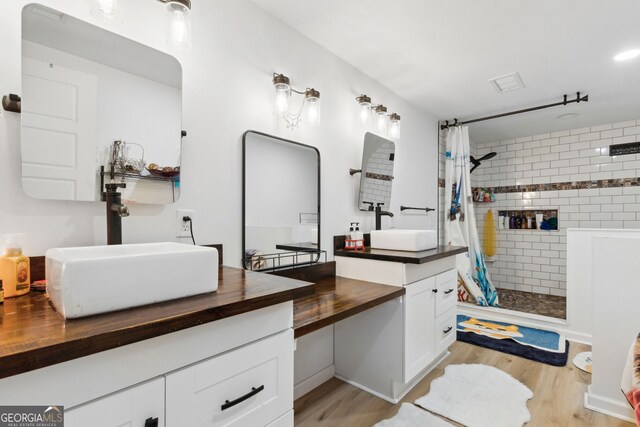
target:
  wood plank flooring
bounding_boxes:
[294,341,630,427]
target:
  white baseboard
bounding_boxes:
[458,303,592,345]
[294,364,335,400]
[584,388,635,424]
[334,374,398,404]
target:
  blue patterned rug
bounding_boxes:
[456,314,569,366]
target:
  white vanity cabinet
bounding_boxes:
[165,329,293,427]
[65,377,165,427]
[0,302,295,427]
[335,255,458,403]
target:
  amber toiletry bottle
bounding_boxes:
[0,279,4,303]
[0,236,30,298]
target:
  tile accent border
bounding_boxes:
[472,177,640,194]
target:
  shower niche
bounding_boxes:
[497,209,558,231]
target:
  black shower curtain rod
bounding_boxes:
[440,92,589,130]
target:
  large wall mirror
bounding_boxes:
[21,4,182,204]
[357,132,396,211]
[243,131,321,271]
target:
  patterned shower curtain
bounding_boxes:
[444,125,499,306]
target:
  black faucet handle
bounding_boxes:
[363,201,374,211]
[376,202,385,207]
[105,182,127,191]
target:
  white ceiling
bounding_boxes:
[253,0,640,143]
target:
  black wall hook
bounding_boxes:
[2,94,21,113]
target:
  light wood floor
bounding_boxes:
[294,341,631,427]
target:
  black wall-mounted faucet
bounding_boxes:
[105,183,130,245]
[375,203,394,230]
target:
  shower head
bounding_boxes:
[470,152,497,174]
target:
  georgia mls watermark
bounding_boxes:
[0,406,63,427]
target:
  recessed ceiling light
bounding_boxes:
[614,49,640,61]
[556,113,579,120]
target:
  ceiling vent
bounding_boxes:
[489,72,525,93]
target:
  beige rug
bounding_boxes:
[374,403,453,427]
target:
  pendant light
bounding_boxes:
[92,0,123,21]
[388,113,401,140]
[356,95,372,124]
[162,0,192,51]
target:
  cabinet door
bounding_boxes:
[403,276,436,382]
[65,377,164,427]
[166,329,293,427]
[435,269,457,317]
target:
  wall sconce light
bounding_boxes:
[158,0,192,52]
[91,0,192,51]
[356,94,372,124]
[272,73,321,129]
[388,113,401,140]
[92,0,123,22]
[355,94,401,140]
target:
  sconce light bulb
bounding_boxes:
[305,97,321,126]
[389,114,401,140]
[274,83,290,114]
[358,102,371,124]
[376,113,387,134]
[167,3,192,51]
[92,0,122,21]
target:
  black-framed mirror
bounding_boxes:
[242,130,321,271]
[357,132,396,211]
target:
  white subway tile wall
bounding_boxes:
[439,118,640,296]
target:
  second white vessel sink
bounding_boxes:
[46,242,219,319]
[370,229,437,252]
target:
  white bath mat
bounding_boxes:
[374,403,453,427]
[415,364,533,427]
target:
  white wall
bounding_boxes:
[0,0,438,263]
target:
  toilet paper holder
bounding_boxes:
[2,94,21,113]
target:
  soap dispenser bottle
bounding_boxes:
[0,236,30,298]
[355,223,363,249]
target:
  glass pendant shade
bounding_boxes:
[388,113,401,140]
[92,0,123,21]
[375,105,388,134]
[356,95,372,124]
[305,93,321,126]
[274,83,290,114]
[167,1,192,51]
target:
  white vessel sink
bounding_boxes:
[370,229,437,252]
[46,242,219,319]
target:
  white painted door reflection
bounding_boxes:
[21,58,97,201]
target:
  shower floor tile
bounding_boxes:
[497,288,566,319]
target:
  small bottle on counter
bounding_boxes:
[0,236,30,298]
[0,279,4,304]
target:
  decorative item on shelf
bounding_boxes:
[355,94,401,140]
[110,140,147,175]
[272,73,321,129]
[147,163,180,178]
[473,187,495,202]
[498,209,558,231]
[91,0,192,51]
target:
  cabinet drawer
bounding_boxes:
[66,377,164,427]
[435,269,457,317]
[266,410,293,427]
[435,268,457,286]
[434,308,457,356]
[166,329,293,427]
